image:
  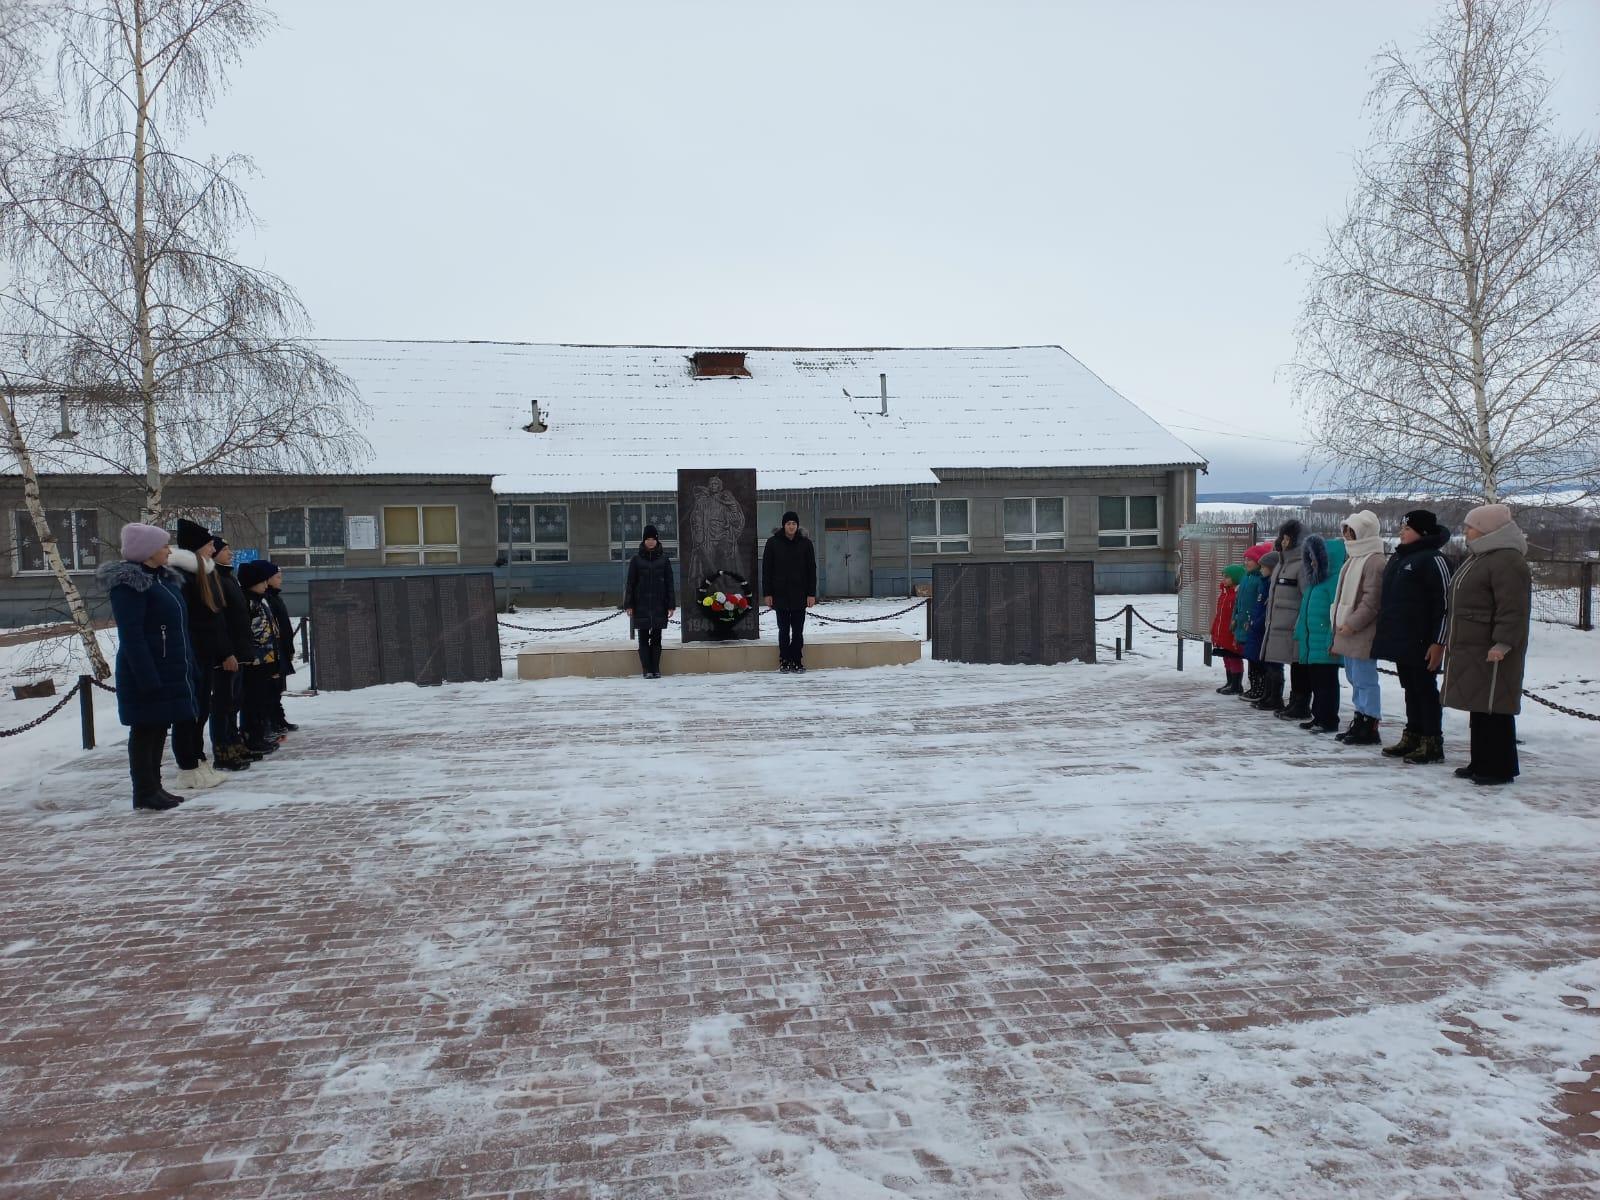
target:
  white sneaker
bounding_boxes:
[175,766,222,791]
[197,761,228,788]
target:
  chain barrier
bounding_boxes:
[1095,605,1129,624]
[0,680,82,738]
[1129,608,1180,636]
[808,600,928,625]
[88,677,116,693]
[498,610,628,634]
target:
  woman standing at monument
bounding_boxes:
[96,524,198,812]
[1442,504,1532,785]
[625,525,676,679]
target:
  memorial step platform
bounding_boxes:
[516,630,922,680]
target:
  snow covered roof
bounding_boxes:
[318,341,1205,494]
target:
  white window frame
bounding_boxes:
[498,502,571,563]
[11,509,100,574]
[608,501,679,562]
[909,497,971,555]
[1097,495,1163,550]
[1003,496,1067,552]
[382,504,461,565]
[267,505,347,567]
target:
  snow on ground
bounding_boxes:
[1,595,1598,1198]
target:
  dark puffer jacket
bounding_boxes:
[266,585,296,677]
[166,548,230,668]
[214,563,254,661]
[624,543,677,632]
[761,530,817,610]
[1371,526,1452,664]
[97,559,201,727]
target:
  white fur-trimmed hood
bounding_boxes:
[167,547,214,577]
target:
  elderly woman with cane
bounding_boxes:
[1443,504,1532,786]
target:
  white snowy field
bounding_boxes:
[1,595,1598,1198]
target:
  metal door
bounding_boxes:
[824,518,872,597]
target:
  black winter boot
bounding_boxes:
[1403,735,1445,765]
[1383,728,1420,758]
[1251,686,1284,712]
[1275,694,1312,721]
[1346,715,1382,746]
[1216,672,1244,695]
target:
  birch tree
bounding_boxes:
[1294,0,1600,504]
[0,0,365,521]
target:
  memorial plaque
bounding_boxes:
[1178,522,1258,642]
[677,468,760,643]
[931,561,1096,666]
[308,573,502,691]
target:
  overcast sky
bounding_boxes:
[192,0,1600,493]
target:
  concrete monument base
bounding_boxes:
[517,631,921,680]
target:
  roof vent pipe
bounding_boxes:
[523,399,548,433]
[879,373,888,416]
[53,395,77,440]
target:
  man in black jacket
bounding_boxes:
[1371,509,1452,764]
[762,512,817,673]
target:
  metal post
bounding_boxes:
[78,674,95,750]
[1124,604,1134,650]
[1581,561,1594,632]
[1176,636,1184,671]
[299,617,310,663]
[1115,637,1122,661]
[1202,641,1213,667]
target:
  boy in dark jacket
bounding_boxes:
[236,559,283,755]
[210,538,255,769]
[761,512,818,673]
[1371,509,1452,764]
[264,568,298,731]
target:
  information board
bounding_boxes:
[1178,522,1259,643]
[308,573,502,691]
[930,561,1096,666]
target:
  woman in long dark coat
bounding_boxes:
[1372,509,1453,764]
[1443,504,1532,785]
[624,524,676,678]
[96,523,199,812]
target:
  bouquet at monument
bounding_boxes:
[697,572,755,624]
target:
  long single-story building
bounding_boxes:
[1,342,1206,626]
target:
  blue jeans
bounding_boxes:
[1344,656,1381,718]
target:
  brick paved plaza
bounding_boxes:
[2,651,1597,1199]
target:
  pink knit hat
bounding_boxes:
[1243,541,1273,564]
[1463,503,1513,534]
[119,522,170,563]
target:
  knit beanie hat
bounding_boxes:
[1403,509,1441,536]
[1463,503,1513,534]
[238,560,275,589]
[119,522,170,563]
[1259,550,1281,570]
[1223,564,1246,585]
[642,524,659,541]
[781,510,800,526]
[174,517,211,552]
[1243,541,1272,565]
[210,535,229,554]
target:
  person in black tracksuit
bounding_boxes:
[1371,508,1453,764]
[265,569,298,732]
[761,511,818,672]
[210,539,255,769]
[237,559,284,753]
[624,525,676,678]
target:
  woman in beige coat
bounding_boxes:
[1329,510,1386,745]
[1442,503,1532,785]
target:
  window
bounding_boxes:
[758,501,796,537]
[383,504,459,565]
[268,506,346,567]
[498,503,570,563]
[609,501,678,561]
[162,507,222,537]
[1004,497,1066,552]
[12,509,99,573]
[908,498,970,554]
[1098,495,1162,549]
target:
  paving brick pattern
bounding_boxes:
[2,662,1598,1199]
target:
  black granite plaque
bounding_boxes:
[930,561,1096,666]
[677,468,759,643]
[308,573,503,691]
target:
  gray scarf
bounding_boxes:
[1467,521,1527,557]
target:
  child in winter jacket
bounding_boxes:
[1211,565,1246,694]
[1293,534,1347,733]
[1233,542,1274,700]
[236,559,283,755]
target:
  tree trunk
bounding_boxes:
[131,3,161,521]
[0,390,112,680]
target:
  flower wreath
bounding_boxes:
[697,570,755,624]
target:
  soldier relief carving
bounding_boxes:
[688,476,745,587]
[677,469,759,642]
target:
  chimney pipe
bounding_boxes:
[523,399,548,433]
[52,395,77,440]
[879,373,888,416]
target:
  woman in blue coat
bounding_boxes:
[95,523,200,812]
